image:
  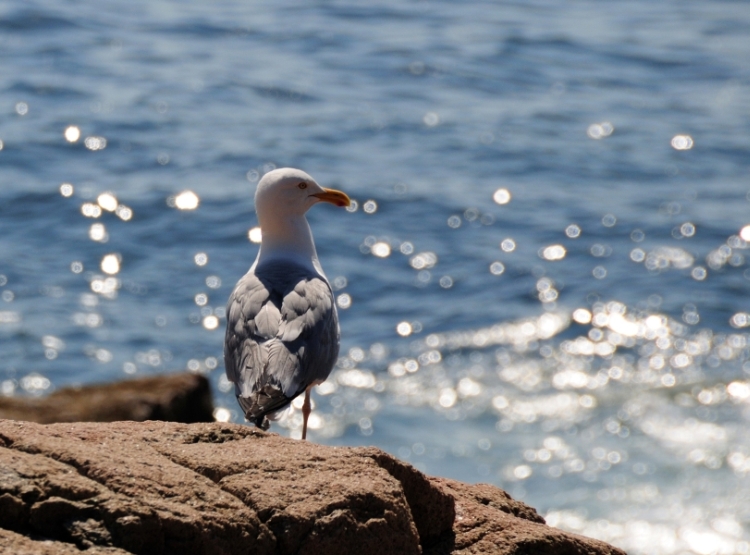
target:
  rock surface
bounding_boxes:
[0,373,214,424]
[0,420,625,555]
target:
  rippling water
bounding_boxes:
[2,1,750,553]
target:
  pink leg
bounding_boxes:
[301,386,312,440]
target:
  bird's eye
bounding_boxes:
[298,182,307,190]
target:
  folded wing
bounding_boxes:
[224,261,339,427]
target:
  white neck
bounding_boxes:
[254,213,323,274]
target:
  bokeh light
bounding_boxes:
[587,121,614,139]
[396,321,413,337]
[81,203,102,218]
[423,112,439,127]
[541,245,567,261]
[64,126,81,142]
[97,192,118,212]
[493,188,512,205]
[336,293,352,309]
[89,223,108,242]
[194,252,208,266]
[671,135,694,150]
[84,136,107,150]
[174,191,200,210]
[501,238,516,252]
[490,261,505,275]
[371,242,391,258]
[248,227,262,243]
[100,254,121,275]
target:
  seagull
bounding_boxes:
[224,168,350,440]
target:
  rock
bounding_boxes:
[0,420,625,555]
[0,527,131,554]
[426,479,620,555]
[0,373,214,424]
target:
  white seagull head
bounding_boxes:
[255,168,350,219]
[252,168,350,272]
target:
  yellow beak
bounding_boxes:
[311,188,351,208]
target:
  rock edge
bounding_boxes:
[0,420,625,555]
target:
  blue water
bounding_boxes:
[2,1,750,553]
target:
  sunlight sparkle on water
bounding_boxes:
[423,112,439,127]
[679,222,696,237]
[89,223,108,242]
[60,183,74,197]
[336,293,352,309]
[410,252,438,269]
[97,192,118,212]
[371,242,391,258]
[84,136,107,151]
[100,254,120,275]
[64,126,81,142]
[337,369,377,389]
[439,276,453,288]
[396,321,413,337]
[587,122,614,139]
[671,135,694,150]
[194,252,208,266]
[572,308,593,324]
[81,203,102,218]
[731,313,750,328]
[173,191,200,210]
[248,227,262,243]
[493,188,511,205]
[490,261,505,275]
[213,407,231,422]
[447,215,462,228]
[115,205,132,221]
[21,373,50,394]
[541,244,567,261]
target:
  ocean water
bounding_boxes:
[2,1,750,553]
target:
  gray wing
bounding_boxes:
[224,261,340,427]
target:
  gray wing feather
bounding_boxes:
[224,260,340,426]
[254,303,282,339]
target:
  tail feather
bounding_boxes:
[238,383,293,429]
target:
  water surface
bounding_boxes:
[1,1,750,553]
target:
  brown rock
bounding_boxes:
[0,527,131,554]
[0,420,626,555]
[426,478,623,555]
[0,373,214,424]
